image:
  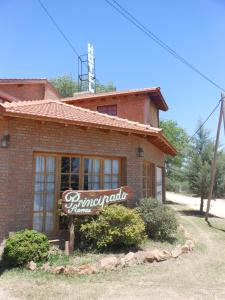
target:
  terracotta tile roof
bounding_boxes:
[0,99,176,156]
[62,87,168,111]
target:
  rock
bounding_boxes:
[25,261,37,271]
[185,240,195,251]
[100,256,119,271]
[159,250,172,260]
[77,264,97,275]
[171,245,182,258]
[63,265,78,275]
[123,252,136,267]
[134,251,146,265]
[181,244,189,254]
[149,249,167,262]
[52,266,65,274]
[41,262,51,272]
[143,251,155,263]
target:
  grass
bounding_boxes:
[2,203,225,299]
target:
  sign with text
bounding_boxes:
[62,186,133,216]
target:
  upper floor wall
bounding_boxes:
[0,79,59,102]
[62,88,168,128]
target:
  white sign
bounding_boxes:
[88,43,95,93]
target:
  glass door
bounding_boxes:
[33,155,56,233]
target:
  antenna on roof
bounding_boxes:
[78,43,96,93]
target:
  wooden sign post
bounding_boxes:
[62,186,133,254]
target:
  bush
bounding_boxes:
[79,205,146,251]
[137,198,178,241]
[3,230,50,266]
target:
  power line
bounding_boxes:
[187,100,221,143]
[37,0,80,57]
[105,0,225,93]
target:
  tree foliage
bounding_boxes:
[186,122,214,212]
[50,74,116,98]
[160,120,189,191]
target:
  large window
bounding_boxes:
[60,157,80,194]
[60,156,121,191]
[33,154,121,234]
[33,155,56,233]
[97,104,117,116]
[142,161,151,198]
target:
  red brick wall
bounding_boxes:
[0,84,45,101]
[72,95,159,125]
[0,118,164,242]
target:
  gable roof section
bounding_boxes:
[62,87,168,111]
[0,99,176,156]
[0,90,21,102]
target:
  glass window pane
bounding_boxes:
[35,174,44,183]
[46,174,55,183]
[33,193,44,211]
[61,175,69,190]
[112,182,119,189]
[71,157,80,173]
[34,182,44,193]
[46,193,54,210]
[92,183,100,190]
[33,212,43,231]
[112,175,119,183]
[93,159,100,173]
[84,158,92,173]
[104,182,111,189]
[104,175,111,182]
[84,174,89,190]
[71,174,79,184]
[45,212,54,232]
[61,157,70,173]
[71,181,79,190]
[104,160,111,174]
[112,160,119,174]
[35,156,44,173]
[46,182,55,193]
[46,157,55,173]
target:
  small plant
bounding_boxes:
[3,229,50,266]
[137,198,178,241]
[79,205,146,251]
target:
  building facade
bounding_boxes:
[0,80,176,242]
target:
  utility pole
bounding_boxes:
[205,93,225,221]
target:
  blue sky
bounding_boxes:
[1,0,225,136]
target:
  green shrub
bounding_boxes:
[3,230,50,266]
[137,198,178,241]
[79,205,147,251]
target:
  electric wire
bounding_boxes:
[105,0,225,93]
[38,0,80,57]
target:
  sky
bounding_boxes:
[1,0,225,136]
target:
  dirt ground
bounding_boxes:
[1,201,225,300]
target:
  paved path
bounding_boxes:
[167,192,225,218]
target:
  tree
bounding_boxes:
[160,120,189,192]
[186,122,214,213]
[50,74,116,98]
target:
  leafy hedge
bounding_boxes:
[137,198,178,241]
[79,205,146,251]
[3,230,50,266]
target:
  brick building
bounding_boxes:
[0,79,176,242]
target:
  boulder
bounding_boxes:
[134,251,146,265]
[159,250,172,260]
[77,264,97,275]
[123,252,136,267]
[52,266,65,274]
[25,261,37,271]
[143,250,155,263]
[171,245,182,258]
[63,265,78,275]
[41,262,51,272]
[185,240,195,251]
[100,256,119,271]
